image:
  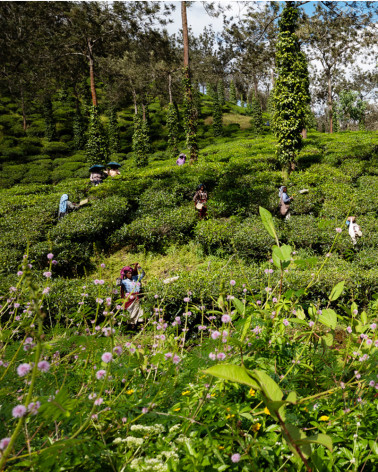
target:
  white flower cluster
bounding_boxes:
[130,424,165,435]
[175,434,190,444]
[130,457,168,471]
[168,423,181,434]
[125,436,144,447]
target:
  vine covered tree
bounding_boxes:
[250,93,263,134]
[43,97,56,142]
[212,93,223,137]
[273,1,310,171]
[107,107,120,155]
[167,102,179,159]
[229,79,237,104]
[86,105,108,166]
[181,1,198,163]
[217,80,225,106]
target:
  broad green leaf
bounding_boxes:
[321,333,334,347]
[295,307,306,320]
[232,298,245,317]
[240,412,254,421]
[204,364,259,389]
[286,391,297,404]
[282,424,311,458]
[241,315,252,342]
[297,434,333,452]
[369,440,378,455]
[329,281,345,301]
[252,370,283,402]
[259,206,279,245]
[361,311,367,325]
[272,245,292,262]
[318,308,337,329]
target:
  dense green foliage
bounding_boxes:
[86,106,108,166]
[166,103,179,160]
[273,2,310,170]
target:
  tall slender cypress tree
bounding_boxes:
[86,105,107,165]
[229,80,237,105]
[273,1,310,171]
[213,94,223,137]
[108,107,120,155]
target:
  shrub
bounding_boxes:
[43,141,69,156]
[111,204,197,251]
[50,196,130,244]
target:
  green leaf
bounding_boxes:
[361,311,367,325]
[329,281,345,301]
[321,333,334,347]
[272,244,292,262]
[282,424,311,458]
[318,308,337,329]
[240,315,252,342]
[204,364,259,389]
[297,434,333,452]
[232,298,245,318]
[259,206,279,245]
[286,391,297,404]
[252,370,283,402]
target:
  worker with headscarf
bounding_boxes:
[58,194,78,219]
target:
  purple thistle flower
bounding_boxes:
[283,319,289,327]
[88,393,97,400]
[28,401,41,415]
[37,361,50,372]
[172,354,181,364]
[17,271,23,277]
[183,297,190,303]
[12,405,27,418]
[94,398,103,406]
[217,352,226,360]
[230,280,236,286]
[0,437,11,450]
[211,331,221,340]
[370,323,377,330]
[142,407,149,414]
[346,326,352,333]
[209,352,216,360]
[369,380,375,387]
[113,346,122,356]
[43,271,52,278]
[100,263,106,268]
[47,253,54,260]
[17,363,31,377]
[336,227,342,233]
[42,287,50,295]
[101,352,113,363]
[221,314,231,323]
[231,453,241,463]
[165,352,173,359]
[96,369,106,380]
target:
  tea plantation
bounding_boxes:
[0,94,377,471]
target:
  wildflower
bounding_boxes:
[142,407,149,414]
[354,371,361,379]
[28,401,40,415]
[96,369,106,380]
[172,354,181,364]
[209,352,216,360]
[252,423,261,432]
[369,380,375,387]
[211,331,221,340]
[52,260,57,265]
[96,298,103,304]
[42,287,50,295]
[336,228,342,233]
[283,319,289,326]
[340,382,345,389]
[37,361,50,372]
[366,339,372,346]
[17,363,31,377]
[370,323,376,330]
[182,391,190,396]
[319,416,329,421]
[264,407,270,415]
[221,314,231,323]
[230,280,236,286]
[256,300,261,305]
[231,453,241,463]
[113,346,122,356]
[165,352,173,359]
[100,263,106,268]
[88,393,97,400]
[183,297,190,303]
[12,405,27,418]
[264,268,269,274]
[249,388,255,396]
[47,253,54,260]
[126,389,134,395]
[272,297,277,303]
[265,287,271,292]
[101,352,113,363]
[94,398,103,406]
[0,437,11,450]
[43,271,52,278]
[217,352,226,360]
[309,321,315,327]
[17,271,23,277]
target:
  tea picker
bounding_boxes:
[346,216,362,245]
[193,184,208,219]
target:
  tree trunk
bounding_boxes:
[88,43,98,107]
[181,2,189,68]
[132,89,138,115]
[168,73,173,104]
[327,72,333,134]
[253,74,259,100]
[20,88,27,131]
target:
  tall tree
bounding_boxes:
[181,1,198,163]
[303,2,376,133]
[229,79,237,105]
[273,1,310,171]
